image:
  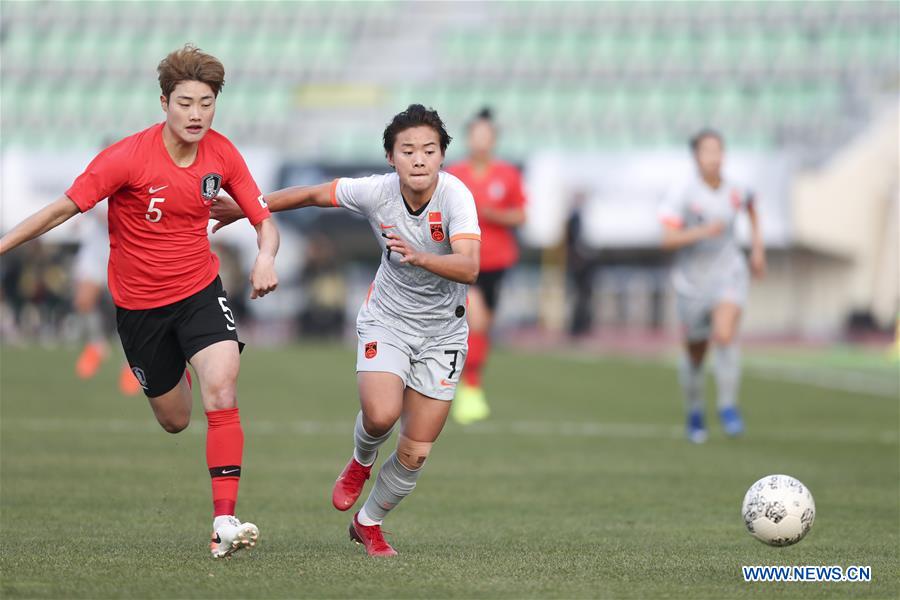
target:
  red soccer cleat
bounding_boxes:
[332,457,373,511]
[349,513,397,557]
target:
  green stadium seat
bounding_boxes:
[771,31,813,75]
[0,0,890,155]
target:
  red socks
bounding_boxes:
[464,331,489,387]
[206,407,243,517]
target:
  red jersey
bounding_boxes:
[446,160,526,272]
[66,123,270,310]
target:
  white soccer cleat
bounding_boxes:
[209,516,260,558]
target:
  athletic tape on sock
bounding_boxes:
[396,434,432,470]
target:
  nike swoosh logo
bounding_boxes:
[380,224,396,229]
[221,468,240,475]
[440,379,454,387]
[149,185,168,194]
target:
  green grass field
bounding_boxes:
[1,344,897,599]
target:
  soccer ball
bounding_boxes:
[741,474,816,546]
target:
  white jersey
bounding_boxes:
[659,174,753,298]
[74,203,109,284]
[333,171,481,336]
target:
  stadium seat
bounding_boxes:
[1,1,895,159]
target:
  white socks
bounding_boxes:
[353,411,392,467]
[713,344,741,409]
[678,353,705,413]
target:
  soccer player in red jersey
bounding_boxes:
[446,108,526,424]
[0,45,279,558]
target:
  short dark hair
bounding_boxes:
[467,106,496,131]
[689,128,724,153]
[382,104,452,155]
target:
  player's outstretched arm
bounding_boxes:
[661,220,724,251]
[747,200,766,278]
[265,182,335,211]
[0,196,81,255]
[211,182,334,232]
[249,218,280,299]
[385,234,480,284]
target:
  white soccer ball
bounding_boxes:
[741,474,816,546]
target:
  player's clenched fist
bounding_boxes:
[250,253,278,299]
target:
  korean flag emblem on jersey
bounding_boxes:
[201,173,223,204]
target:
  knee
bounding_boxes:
[202,378,237,411]
[686,342,707,367]
[713,329,735,346]
[159,416,190,434]
[396,434,433,470]
[363,412,396,437]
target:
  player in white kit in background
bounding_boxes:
[72,193,142,395]
[659,129,766,443]
[211,104,481,556]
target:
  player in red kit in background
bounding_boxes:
[446,108,526,424]
[0,45,279,558]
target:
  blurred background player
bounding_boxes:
[446,107,526,424]
[71,139,141,395]
[659,129,766,443]
[212,104,481,556]
[0,44,280,557]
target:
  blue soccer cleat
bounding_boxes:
[686,410,708,444]
[719,406,744,437]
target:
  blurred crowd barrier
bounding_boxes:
[1,107,896,345]
[2,1,897,345]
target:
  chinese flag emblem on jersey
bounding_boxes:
[428,211,444,242]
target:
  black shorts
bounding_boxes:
[473,269,507,312]
[116,276,243,398]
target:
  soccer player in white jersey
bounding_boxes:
[71,175,142,395]
[659,130,765,443]
[212,104,481,556]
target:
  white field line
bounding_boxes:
[2,417,896,445]
[743,362,898,399]
[549,351,898,400]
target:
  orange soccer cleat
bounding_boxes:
[75,342,107,379]
[118,363,142,395]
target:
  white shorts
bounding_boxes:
[73,236,109,285]
[356,318,467,401]
[676,267,749,342]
